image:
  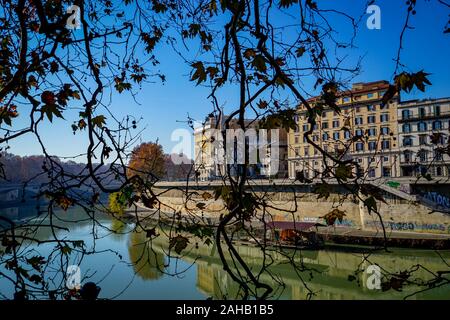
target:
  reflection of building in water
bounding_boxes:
[192,243,450,299]
[146,227,450,299]
[128,230,165,280]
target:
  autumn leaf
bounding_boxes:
[114,77,132,93]
[364,196,377,215]
[322,208,346,226]
[41,91,56,104]
[190,61,207,85]
[279,0,298,8]
[243,48,256,59]
[335,163,354,181]
[201,192,213,200]
[196,202,206,210]
[251,55,267,73]
[257,99,268,109]
[141,194,157,208]
[313,183,330,200]
[169,235,189,254]
[146,228,157,238]
[295,46,306,57]
[92,115,106,128]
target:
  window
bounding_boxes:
[343,97,350,103]
[382,167,391,177]
[356,142,364,151]
[381,127,390,135]
[419,107,426,118]
[402,109,411,120]
[344,131,351,139]
[418,150,428,162]
[303,124,309,132]
[433,121,442,130]
[322,132,329,141]
[333,132,340,140]
[381,140,390,150]
[434,105,441,116]
[304,147,309,156]
[368,141,377,151]
[380,114,389,122]
[295,124,300,133]
[355,117,363,125]
[402,123,411,133]
[419,166,428,176]
[355,106,361,113]
[368,128,377,136]
[435,149,443,161]
[367,93,374,98]
[403,136,413,147]
[368,168,376,178]
[294,136,299,144]
[404,151,412,163]
[355,129,364,136]
[334,144,340,153]
[367,115,376,123]
[367,104,376,112]
[332,120,340,128]
[436,166,443,176]
[418,122,427,132]
[322,122,329,129]
[294,148,300,156]
[303,135,307,143]
[419,135,427,145]
[312,135,319,142]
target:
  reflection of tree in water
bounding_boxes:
[110,218,128,241]
[128,229,165,280]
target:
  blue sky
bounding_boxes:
[7,0,450,159]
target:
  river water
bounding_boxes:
[0,206,449,300]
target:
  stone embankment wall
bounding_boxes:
[152,183,450,234]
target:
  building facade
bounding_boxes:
[397,98,450,177]
[288,80,450,180]
[288,81,401,179]
[194,115,288,181]
[288,81,399,179]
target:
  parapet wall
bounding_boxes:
[152,182,450,234]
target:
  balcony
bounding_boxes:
[399,111,450,122]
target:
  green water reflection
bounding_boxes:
[0,206,449,300]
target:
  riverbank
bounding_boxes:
[125,205,450,250]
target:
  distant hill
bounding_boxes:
[0,152,194,185]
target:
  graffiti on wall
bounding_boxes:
[422,191,450,209]
[386,180,411,194]
[366,221,449,233]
